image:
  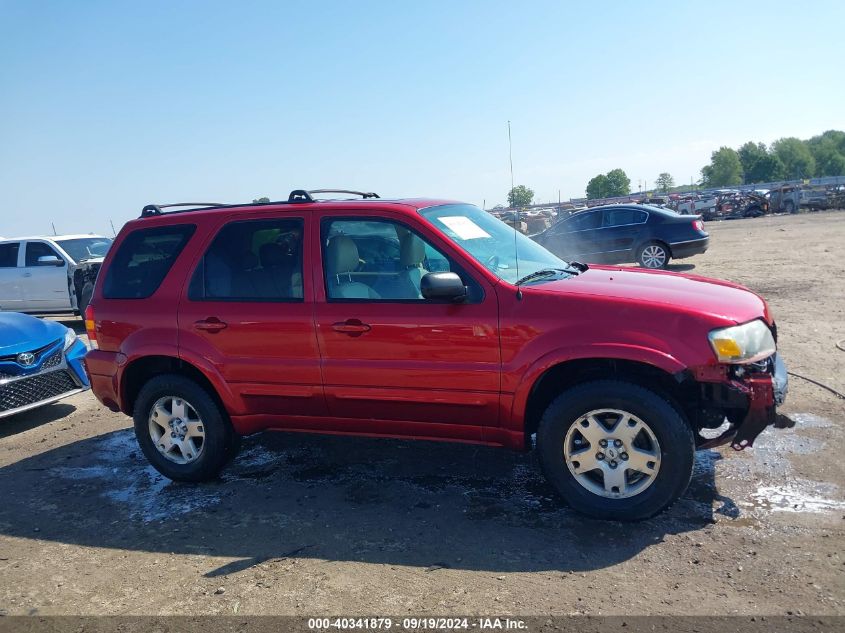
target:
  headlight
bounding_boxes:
[708,319,776,364]
[63,328,78,350]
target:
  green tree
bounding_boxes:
[655,172,675,193]
[605,168,631,196]
[586,174,610,199]
[700,147,743,187]
[507,185,534,208]
[737,142,785,183]
[253,196,271,203]
[771,137,816,179]
[807,130,845,177]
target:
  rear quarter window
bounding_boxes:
[0,243,20,267]
[103,225,196,299]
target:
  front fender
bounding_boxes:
[508,343,687,430]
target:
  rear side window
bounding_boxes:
[0,243,19,267]
[103,225,195,299]
[602,209,647,227]
[189,217,304,302]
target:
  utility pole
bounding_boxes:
[508,121,515,209]
[508,120,519,282]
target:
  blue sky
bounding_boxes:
[1,0,842,237]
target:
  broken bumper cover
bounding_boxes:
[698,354,790,451]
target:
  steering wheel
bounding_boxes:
[484,254,500,271]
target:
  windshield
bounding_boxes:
[419,204,569,284]
[56,237,113,263]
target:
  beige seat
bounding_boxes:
[396,233,428,298]
[325,236,381,299]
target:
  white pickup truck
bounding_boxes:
[0,234,112,315]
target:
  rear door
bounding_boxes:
[0,242,23,310]
[21,240,73,311]
[177,212,326,422]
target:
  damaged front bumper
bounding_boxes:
[694,354,790,451]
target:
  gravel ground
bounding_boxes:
[0,211,843,616]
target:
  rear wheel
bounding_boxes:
[536,380,695,521]
[133,374,231,482]
[637,242,669,269]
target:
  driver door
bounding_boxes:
[313,211,501,439]
[543,209,602,260]
[21,241,72,311]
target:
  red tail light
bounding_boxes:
[693,219,705,232]
[84,305,98,349]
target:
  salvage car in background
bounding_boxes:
[532,204,709,269]
[0,312,89,419]
[0,234,112,316]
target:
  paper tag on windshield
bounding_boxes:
[439,216,491,240]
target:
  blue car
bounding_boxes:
[0,312,89,419]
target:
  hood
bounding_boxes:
[73,256,105,268]
[0,312,67,356]
[530,265,770,325]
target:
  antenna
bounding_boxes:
[508,120,520,286]
[51,222,57,236]
[110,219,117,237]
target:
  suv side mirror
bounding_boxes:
[420,272,467,303]
[37,255,64,267]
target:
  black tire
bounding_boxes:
[784,200,796,214]
[225,427,243,464]
[78,282,94,318]
[637,241,670,269]
[536,380,695,521]
[133,374,231,482]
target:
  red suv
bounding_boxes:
[84,189,789,520]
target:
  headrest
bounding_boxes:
[259,242,288,269]
[400,234,425,267]
[326,235,359,275]
[241,251,259,270]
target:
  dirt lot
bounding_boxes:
[0,212,843,617]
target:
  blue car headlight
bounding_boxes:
[64,328,78,351]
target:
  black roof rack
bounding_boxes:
[140,189,381,217]
[308,189,380,200]
[141,202,226,218]
[288,189,380,203]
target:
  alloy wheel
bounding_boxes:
[641,245,667,268]
[148,396,206,464]
[563,408,662,499]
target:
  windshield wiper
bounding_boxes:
[515,267,577,286]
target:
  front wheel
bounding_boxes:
[133,374,232,482]
[536,380,695,521]
[637,242,670,269]
[77,282,94,317]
